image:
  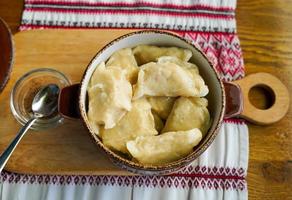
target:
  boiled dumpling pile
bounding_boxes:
[87,45,211,165]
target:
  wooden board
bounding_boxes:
[0,29,137,175]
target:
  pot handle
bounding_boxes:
[58,83,81,119]
[224,72,290,125]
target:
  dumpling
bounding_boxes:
[163,97,211,136]
[106,48,139,84]
[152,111,164,132]
[133,62,209,99]
[133,45,192,65]
[100,98,158,154]
[147,97,176,119]
[87,62,132,129]
[126,128,202,165]
[157,57,208,96]
[157,56,208,97]
[157,56,199,74]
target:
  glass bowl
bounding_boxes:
[10,68,71,130]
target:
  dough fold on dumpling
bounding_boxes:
[126,128,202,165]
[106,48,139,84]
[133,45,192,65]
[163,97,211,136]
[87,62,132,129]
[100,98,158,154]
[147,97,176,119]
[133,62,208,99]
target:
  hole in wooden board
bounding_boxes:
[248,85,275,110]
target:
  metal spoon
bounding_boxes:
[0,84,60,172]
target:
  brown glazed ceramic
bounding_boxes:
[0,18,13,94]
[58,30,289,175]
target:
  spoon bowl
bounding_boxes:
[32,84,59,118]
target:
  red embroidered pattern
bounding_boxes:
[223,118,245,124]
[176,165,245,176]
[180,32,245,81]
[0,166,246,190]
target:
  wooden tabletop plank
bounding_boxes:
[237,0,292,199]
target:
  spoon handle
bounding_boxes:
[0,117,37,172]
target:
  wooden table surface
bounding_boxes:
[0,0,291,199]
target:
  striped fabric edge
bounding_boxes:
[0,167,246,190]
[23,0,237,10]
[20,0,237,33]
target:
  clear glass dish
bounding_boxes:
[10,68,71,130]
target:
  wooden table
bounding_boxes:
[1,0,291,199]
